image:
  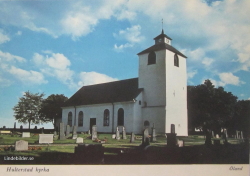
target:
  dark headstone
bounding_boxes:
[166,133,177,147]
[205,130,212,146]
[41,127,44,134]
[59,123,66,140]
[20,125,23,132]
[14,122,16,130]
[91,125,97,140]
[171,124,175,134]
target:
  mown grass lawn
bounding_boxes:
[0,133,243,156]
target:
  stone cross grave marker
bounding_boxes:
[72,126,78,139]
[91,125,98,140]
[15,140,28,151]
[59,122,66,140]
[39,134,54,144]
[22,132,30,138]
[122,127,127,139]
[66,125,70,137]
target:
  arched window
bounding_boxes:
[78,111,83,127]
[117,108,124,126]
[144,120,150,127]
[174,54,179,67]
[103,109,110,126]
[68,112,72,126]
[148,51,156,65]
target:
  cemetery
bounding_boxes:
[0,124,249,165]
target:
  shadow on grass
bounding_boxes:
[0,142,249,165]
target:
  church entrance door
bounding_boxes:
[90,118,96,133]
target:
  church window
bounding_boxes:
[68,112,72,126]
[78,111,83,127]
[148,51,156,65]
[144,120,150,127]
[174,54,179,67]
[139,100,141,105]
[117,108,124,126]
[103,109,110,126]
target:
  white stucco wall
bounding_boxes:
[165,50,188,136]
[62,101,138,134]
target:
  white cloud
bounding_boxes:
[218,72,245,86]
[187,70,198,79]
[0,50,26,63]
[202,57,214,67]
[8,66,47,85]
[78,71,118,87]
[0,29,10,44]
[32,52,75,88]
[16,31,22,36]
[113,25,144,51]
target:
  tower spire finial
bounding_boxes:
[161,19,164,34]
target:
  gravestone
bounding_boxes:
[39,134,53,144]
[54,131,57,136]
[41,127,44,134]
[115,127,120,140]
[215,134,219,138]
[91,125,98,140]
[66,125,70,137]
[14,122,16,130]
[130,132,135,143]
[76,137,84,144]
[59,122,66,140]
[112,134,116,139]
[22,132,30,138]
[205,129,212,146]
[166,124,177,147]
[72,126,78,139]
[122,127,127,139]
[142,128,149,143]
[177,139,184,147]
[151,123,157,142]
[88,130,91,135]
[15,140,28,151]
[20,125,23,132]
[211,131,215,138]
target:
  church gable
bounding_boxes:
[63,78,143,107]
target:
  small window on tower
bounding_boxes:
[148,51,156,65]
[174,54,179,67]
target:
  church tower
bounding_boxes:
[137,29,188,136]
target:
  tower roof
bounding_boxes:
[137,30,187,58]
[153,29,172,40]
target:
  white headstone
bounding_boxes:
[39,134,54,144]
[15,140,28,151]
[216,134,219,138]
[22,132,30,138]
[112,134,116,139]
[76,137,84,143]
[177,140,184,147]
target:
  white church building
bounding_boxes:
[61,30,188,136]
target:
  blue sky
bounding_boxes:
[0,0,249,129]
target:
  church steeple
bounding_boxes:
[154,29,172,45]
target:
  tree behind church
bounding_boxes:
[188,79,238,133]
[39,94,68,129]
[13,91,45,129]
